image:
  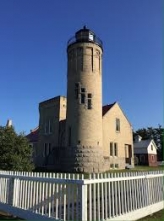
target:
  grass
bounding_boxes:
[0,210,164,221]
[138,209,164,221]
[83,166,164,178]
[0,211,22,220]
[104,165,164,173]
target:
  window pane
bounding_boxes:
[81,88,85,93]
[116,118,120,131]
[81,94,85,104]
[110,142,113,156]
[114,143,117,156]
[88,99,92,109]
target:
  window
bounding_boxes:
[87,93,92,109]
[81,88,86,104]
[44,122,48,134]
[110,142,113,156]
[81,88,85,93]
[68,127,71,146]
[45,120,52,134]
[48,143,51,154]
[88,99,92,109]
[114,143,118,156]
[44,143,51,157]
[151,145,153,151]
[110,142,118,157]
[110,164,114,169]
[151,155,155,162]
[116,118,120,132]
[115,164,119,169]
[81,94,85,104]
[48,120,52,134]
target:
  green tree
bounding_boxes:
[0,125,34,171]
[134,125,164,161]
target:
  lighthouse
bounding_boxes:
[64,26,105,173]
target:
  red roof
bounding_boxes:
[102,102,116,116]
[26,127,39,143]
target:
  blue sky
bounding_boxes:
[0,0,162,134]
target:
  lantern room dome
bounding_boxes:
[67,26,103,50]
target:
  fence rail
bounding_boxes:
[0,170,164,221]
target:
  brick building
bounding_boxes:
[27,27,134,172]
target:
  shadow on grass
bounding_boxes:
[0,212,22,220]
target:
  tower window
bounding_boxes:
[88,99,92,109]
[80,88,86,104]
[81,94,85,104]
[81,88,85,93]
[87,93,92,109]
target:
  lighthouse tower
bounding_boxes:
[64,26,105,173]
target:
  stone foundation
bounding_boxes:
[60,146,106,173]
[45,146,134,173]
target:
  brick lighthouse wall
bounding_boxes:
[62,41,107,173]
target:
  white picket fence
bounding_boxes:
[0,170,164,221]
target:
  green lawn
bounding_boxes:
[106,165,164,173]
[138,209,164,221]
[0,209,163,221]
[0,211,22,220]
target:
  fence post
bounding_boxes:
[79,183,87,221]
[8,177,15,205]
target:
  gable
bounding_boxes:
[147,140,157,154]
[134,139,157,155]
[102,102,132,127]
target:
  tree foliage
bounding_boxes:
[134,125,164,160]
[0,126,34,171]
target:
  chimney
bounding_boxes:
[135,135,142,143]
[6,119,12,127]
